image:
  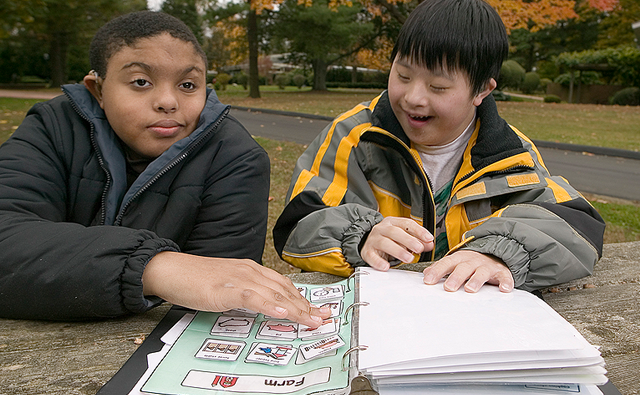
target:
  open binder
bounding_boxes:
[104,267,613,395]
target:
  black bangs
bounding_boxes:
[390,0,508,96]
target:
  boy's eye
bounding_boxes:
[132,78,150,87]
[180,81,197,90]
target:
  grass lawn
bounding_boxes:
[0,90,639,271]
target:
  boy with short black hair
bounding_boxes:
[0,11,328,326]
[274,0,605,293]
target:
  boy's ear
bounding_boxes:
[473,78,497,107]
[83,72,104,108]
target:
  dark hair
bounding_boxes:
[89,11,207,78]
[390,0,508,96]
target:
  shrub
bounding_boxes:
[293,74,306,89]
[216,73,231,90]
[609,87,640,106]
[521,72,541,94]
[540,78,552,92]
[498,60,525,90]
[325,82,387,89]
[274,74,291,90]
[235,72,248,90]
[544,94,562,103]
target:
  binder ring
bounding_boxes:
[346,269,368,292]
[343,301,369,325]
[341,345,368,371]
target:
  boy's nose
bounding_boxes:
[405,83,429,108]
[154,88,178,113]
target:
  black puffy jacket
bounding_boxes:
[0,84,270,320]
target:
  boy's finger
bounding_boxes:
[389,217,434,244]
[423,256,457,285]
[237,281,328,328]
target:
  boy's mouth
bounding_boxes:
[408,113,432,123]
[148,120,183,137]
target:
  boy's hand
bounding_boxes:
[142,252,331,328]
[423,250,514,293]
[361,217,434,271]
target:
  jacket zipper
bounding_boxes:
[113,107,230,226]
[64,91,112,225]
[363,128,437,261]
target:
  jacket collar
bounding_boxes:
[369,90,527,172]
[62,83,229,225]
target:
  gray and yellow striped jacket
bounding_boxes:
[273,92,604,291]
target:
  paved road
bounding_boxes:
[230,107,640,202]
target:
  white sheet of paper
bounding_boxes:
[376,383,604,395]
[356,267,603,381]
[130,313,194,395]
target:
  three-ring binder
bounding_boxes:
[341,345,368,371]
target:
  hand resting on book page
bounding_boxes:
[423,250,514,293]
[142,251,331,328]
[360,216,435,271]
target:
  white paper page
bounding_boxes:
[357,267,599,372]
[129,344,171,395]
[160,312,195,345]
[376,383,604,395]
[373,365,607,382]
[376,372,608,385]
[128,312,195,395]
[368,347,602,373]
[369,357,605,376]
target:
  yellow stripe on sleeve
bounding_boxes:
[322,123,371,206]
[545,177,573,203]
[290,97,381,203]
[290,169,316,202]
[282,249,354,277]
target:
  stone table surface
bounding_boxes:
[0,241,638,395]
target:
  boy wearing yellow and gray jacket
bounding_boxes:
[274,0,604,294]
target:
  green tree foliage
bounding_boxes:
[269,0,376,91]
[162,0,204,44]
[555,47,640,87]
[596,0,640,49]
[507,0,639,80]
[0,0,147,86]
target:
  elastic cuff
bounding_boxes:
[341,210,383,267]
[462,235,531,288]
[121,238,180,313]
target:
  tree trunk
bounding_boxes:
[312,58,328,91]
[49,31,68,87]
[247,7,260,98]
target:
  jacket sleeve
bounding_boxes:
[460,175,605,291]
[273,110,383,276]
[0,104,179,320]
[182,116,270,263]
